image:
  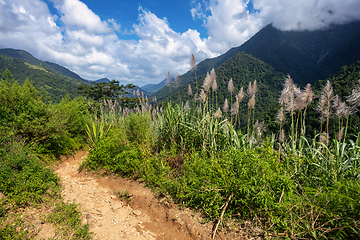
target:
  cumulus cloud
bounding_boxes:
[0,0,359,86]
[253,0,360,31]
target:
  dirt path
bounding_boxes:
[54,151,241,240]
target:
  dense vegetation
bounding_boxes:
[79,59,360,239]
[1,56,360,239]
[158,51,284,129]
[0,70,92,239]
[0,54,89,102]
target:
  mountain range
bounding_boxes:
[0,49,150,101]
[1,20,360,106]
[153,20,360,101]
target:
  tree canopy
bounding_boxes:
[77,80,138,107]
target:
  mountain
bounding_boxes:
[95,78,111,83]
[153,20,360,101]
[0,48,85,80]
[236,21,360,86]
[0,48,151,101]
[157,51,285,129]
[141,79,167,94]
[0,51,90,102]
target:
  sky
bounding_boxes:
[1,0,360,86]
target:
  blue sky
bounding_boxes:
[1,0,360,86]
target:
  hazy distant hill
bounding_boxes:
[141,79,167,94]
[153,20,360,101]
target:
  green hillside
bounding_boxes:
[0,48,84,80]
[0,54,88,102]
[153,21,360,101]
[237,21,360,86]
[159,51,285,128]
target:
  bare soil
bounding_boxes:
[48,151,256,240]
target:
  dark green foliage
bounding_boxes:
[124,112,152,145]
[77,80,138,107]
[0,71,89,158]
[0,70,92,239]
[0,141,59,207]
[47,202,92,239]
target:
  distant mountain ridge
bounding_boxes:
[0,48,85,81]
[152,20,360,100]
[0,53,88,102]
[0,48,151,100]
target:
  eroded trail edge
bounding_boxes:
[55,151,219,240]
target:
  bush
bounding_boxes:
[0,73,90,159]
[0,141,59,207]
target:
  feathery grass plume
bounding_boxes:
[237,87,245,102]
[254,120,266,142]
[194,92,198,103]
[320,132,329,146]
[199,89,206,103]
[211,68,217,91]
[191,54,198,94]
[228,78,234,95]
[316,94,327,134]
[347,79,360,108]
[234,87,245,128]
[228,78,234,116]
[276,105,286,152]
[247,94,256,138]
[231,97,239,116]
[203,72,211,110]
[248,80,258,97]
[223,99,229,113]
[184,100,190,113]
[301,83,315,135]
[210,68,218,109]
[214,107,222,119]
[321,80,334,138]
[247,81,252,96]
[333,95,352,141]
[282,75,299,145]
[136,89,140,97]
[203,72,211,92]
[248,95,255,110]
[337,126,344,142]
[276,106,286,125]
[187,84,192,96]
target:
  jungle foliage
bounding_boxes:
[0,70,92,239]
[81,57,360,238]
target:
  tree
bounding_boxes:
[77,80,138,107]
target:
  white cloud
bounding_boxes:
[0,0,359,86]
[52,0,111,34]
[253,0,360,31]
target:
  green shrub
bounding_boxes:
[47,201,92,239]
[0,141,59,207]
[124,112,152,145]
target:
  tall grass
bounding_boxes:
[81,64,360,239]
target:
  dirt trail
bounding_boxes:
[54,151,240,240]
